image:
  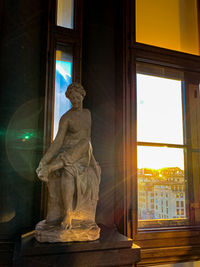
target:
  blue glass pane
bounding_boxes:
[54,60,72,139]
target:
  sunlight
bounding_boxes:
[137,146,184,170]
[137,74,183,145]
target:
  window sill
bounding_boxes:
[138,244,200,266]
[133,227,200,265]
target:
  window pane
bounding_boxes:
[137,146,187,224]
[137,74,184,144]
[136,0,200,55]
[54,47,73,139]
[57,0,74,29]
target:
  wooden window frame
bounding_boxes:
[115,0,200,264]
[40,0,83,217]
[136,64,189,229]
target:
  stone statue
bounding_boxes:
[35,83,101,242]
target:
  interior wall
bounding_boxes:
[0,0,47,240]
[82,0,117,227]
[136,0,199,55]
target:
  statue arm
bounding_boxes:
[90,153,101,182]
[87,109,91,139]
[40,115,68,165]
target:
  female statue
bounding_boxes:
[35,83,101,242]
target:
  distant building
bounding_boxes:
[138,167,186,220]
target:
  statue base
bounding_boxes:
[35,220,100,243]
[13,225,141,267]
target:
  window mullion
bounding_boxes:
[137,142,186,149]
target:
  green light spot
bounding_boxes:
[24,136,30,139]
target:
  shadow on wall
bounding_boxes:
[0,98,44,238]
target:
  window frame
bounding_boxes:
[136,65,189,229]
[115,0,200,263]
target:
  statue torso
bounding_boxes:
[63,109,91,146]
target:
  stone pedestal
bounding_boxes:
[35,219,100,243]
[14,225,141,267]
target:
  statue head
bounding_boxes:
[65,83,86,100]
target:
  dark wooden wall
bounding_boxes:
[82,0,118,227]
[0,0,48,264]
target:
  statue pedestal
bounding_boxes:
[14,225,141,267]
[35,219,100,242]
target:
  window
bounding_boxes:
[53,45,73,138]
[57,0,74,29]
[137,64,187,228]
[44,0,82,142]
[117,0,200,263]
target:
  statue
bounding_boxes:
[35,83,101,242]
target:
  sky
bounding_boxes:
[137,74,184,170]
[137,146,184,170]
[54,60,72,139]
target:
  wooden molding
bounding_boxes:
[138,245,200,266]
